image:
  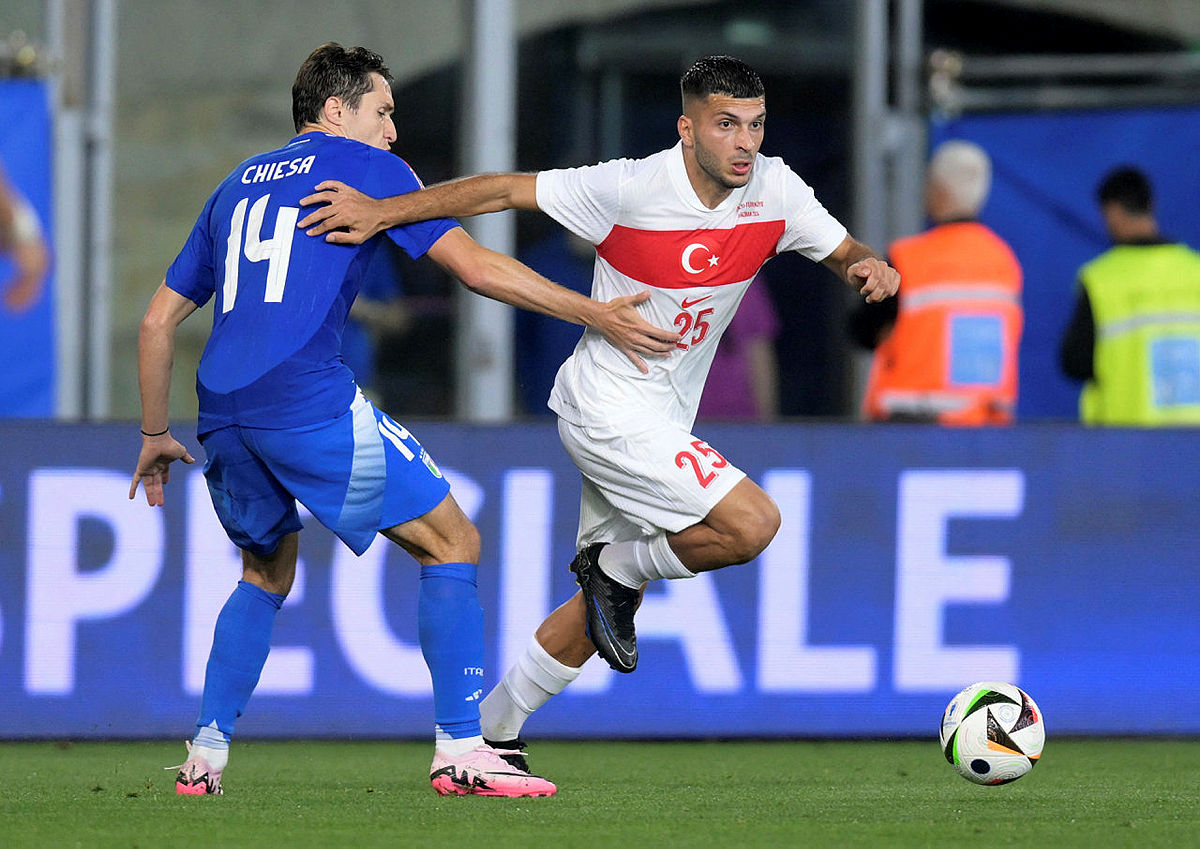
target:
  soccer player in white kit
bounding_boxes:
[297,55,899,775]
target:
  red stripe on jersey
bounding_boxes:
[596,220,785,289]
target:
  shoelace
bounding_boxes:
[164,740,221,778]
[165,740,195,772]
[606,583,640,634]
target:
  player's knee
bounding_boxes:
[438,518,481,565]
[727,496,780,564]
[457,520,482,564]
[240,533,299,594]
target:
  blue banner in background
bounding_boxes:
[932,106,1200,422]
[0,422,1196,739]
[0,79,55,417]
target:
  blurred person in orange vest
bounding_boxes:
[850,140,1022,424]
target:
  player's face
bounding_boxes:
[680,94,766,204]
[343,73,397,151]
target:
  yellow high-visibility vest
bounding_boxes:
[1079,243,1200,426]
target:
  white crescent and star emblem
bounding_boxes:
[681,243,720,275]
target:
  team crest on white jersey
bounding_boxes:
[681,243,720,274]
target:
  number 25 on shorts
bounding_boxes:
[675,439,727,488]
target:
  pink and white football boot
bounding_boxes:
[429,744,556,797]
[168,741,224,796]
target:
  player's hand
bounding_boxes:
[296,181,383,245]
[3,270,42,311]
[3,242,49,312]
[129,433,195,507]
[596,290,681,374]
[849,257,900,303]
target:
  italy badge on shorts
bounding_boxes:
[201,390,450,557]
[354,395,451,549]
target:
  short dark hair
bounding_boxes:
[292,42,392,132]
[680,55,765,106]
[1097,166,1153,215]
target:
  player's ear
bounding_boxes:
[677,114,693,147]
[322,95,344,127]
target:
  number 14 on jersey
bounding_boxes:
[222,193,299,313]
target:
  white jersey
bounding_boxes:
[536,141,847,427]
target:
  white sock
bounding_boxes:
[189,744,229,772]
[479,637,582,741]
[190,722,229,771]
[435,728,484,757]
[598,534,695,588]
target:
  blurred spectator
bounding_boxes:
[0,159,49,313]
[696,277,780,421]
[1059,166,1200,426]
[342,242,411,402]
[515,230,592,416]
[850,140,1022,425]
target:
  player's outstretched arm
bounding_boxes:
[0,167,50,313]
[129,282,197,506]
[822,234,900,303]
[297,173,540,245]
[426,228,679,373]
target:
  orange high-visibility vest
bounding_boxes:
[863,222,1023,425]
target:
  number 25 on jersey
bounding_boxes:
[222,193,299,313]
[674,306,714,351]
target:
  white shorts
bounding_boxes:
[557,412,746,546]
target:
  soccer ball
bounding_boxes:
[939,681,1044,785]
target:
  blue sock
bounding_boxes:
[418,563,485,740]
[194,580,286,745]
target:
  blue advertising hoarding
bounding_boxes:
[0,421,1196,739]
[0,79,55,417]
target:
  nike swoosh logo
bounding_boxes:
[680,295,712,309]
[595,610,638,669]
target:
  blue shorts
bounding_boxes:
[200,391,450,556]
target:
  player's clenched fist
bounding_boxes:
[849,257,900,303]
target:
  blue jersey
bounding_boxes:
[166,132,458,434]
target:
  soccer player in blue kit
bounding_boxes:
[128,43,678,798]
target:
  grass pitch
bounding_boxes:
[0,739,1195,848]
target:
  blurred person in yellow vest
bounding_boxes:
[1059,166,1200,426]
[851,140,1022,425]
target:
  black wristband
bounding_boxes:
[140,427,170,437]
